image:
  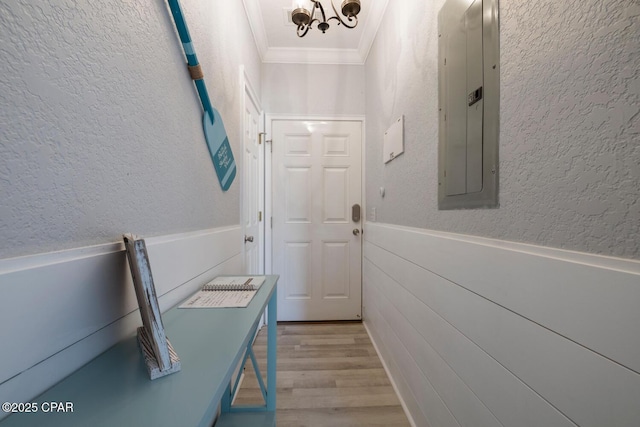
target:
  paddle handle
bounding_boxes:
[166,0,214,119]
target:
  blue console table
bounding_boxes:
[0,275,278,427]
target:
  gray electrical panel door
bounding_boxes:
[438,0,499,209]
[465,0,484,194]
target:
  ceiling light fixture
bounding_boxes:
[291,0,361,37]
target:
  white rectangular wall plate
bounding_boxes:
[383,116,404,164]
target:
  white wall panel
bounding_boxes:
[366,223,640,374]
[365,267,459,427]
[363,317,423,427]
[365,244,575,427]
[369,261,503,427]
[364,223,640,427]
[0,226,242,414]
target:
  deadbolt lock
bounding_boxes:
[352,204,361,222]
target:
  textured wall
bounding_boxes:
[365,0,640,259]
[262,63,365,116]
[0,0,261,259]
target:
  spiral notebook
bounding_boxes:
[202,276,265,291]
[179,276,265,308]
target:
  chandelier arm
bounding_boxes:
[326,15,357,29]
[296,24,311,37]
[313,0,328,25]
[329,0,358,28]
[297,1,320,38]
[297,16,322,37]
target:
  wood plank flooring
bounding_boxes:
[234,322,411,427]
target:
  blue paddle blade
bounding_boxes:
[203,109,236,192]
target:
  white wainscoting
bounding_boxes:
[363,222,640,427]
[0,226,242,414]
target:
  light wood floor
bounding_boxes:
[234,322,411,427]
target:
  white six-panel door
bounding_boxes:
[272,120,362,321]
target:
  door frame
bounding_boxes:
[264,114,367,286]
[240,66,265,274]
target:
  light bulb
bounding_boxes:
[292,0,310,10]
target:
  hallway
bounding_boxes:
[235,322,411,426]
[1,1,638,425]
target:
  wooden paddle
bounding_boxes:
[166,0,236,191]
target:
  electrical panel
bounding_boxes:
[438,0,499,209]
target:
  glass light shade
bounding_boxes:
[291,0,312,11]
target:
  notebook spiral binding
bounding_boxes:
[202,280,256,291]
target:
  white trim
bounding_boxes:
[242,0,389,65]
[0,242,124,274]
[357,0,389,62]
[240,66,266,275]
[240,64,247,272]
[360,117,366,316]
[241,66,262,117]
[0,226,243,275]
[368,222,640,275]
[0,226,242,411]
[241,0,268,62]
[363,321,418,427]
[259,109,266,275]
[265,116,273,275]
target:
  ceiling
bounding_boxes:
[242,0,389,64]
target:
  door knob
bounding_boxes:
[244,235,254,243]
[352,229,360,236]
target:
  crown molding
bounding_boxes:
[243,0,389,65]
[242,0,269,62]
[357,0,389,63]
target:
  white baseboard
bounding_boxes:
[0,226,242,413]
